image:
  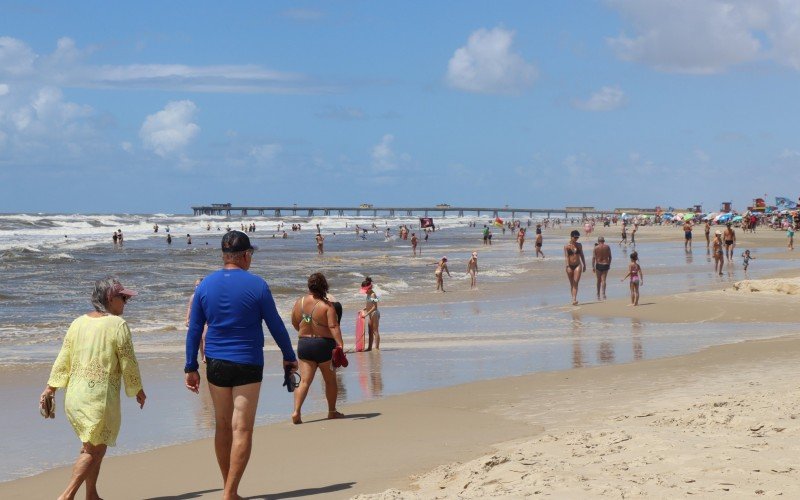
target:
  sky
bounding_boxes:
[2,0,800,214]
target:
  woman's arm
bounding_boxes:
[117,322,144,399]
[577,244,586,270]
[290,298,301,331]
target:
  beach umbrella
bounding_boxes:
[732,215,743,222]
[703,213,717,220]
[683,213,695,221]
[715,213,732,223]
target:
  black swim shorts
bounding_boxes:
[298,337,337,364]
[206,358,263,387]
[595,263,610,272]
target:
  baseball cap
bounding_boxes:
[221,230,257,253]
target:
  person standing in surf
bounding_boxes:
[535,224,544,258]
[411,232,418,256]
[723,223,736,262]
[683,220,693,251]
[564,230,586,306]
[467,252,479,289]
[360,277,381,351]
[315,232,325,255]
[712,230,724,275]
[435,256,451,292]
[517,228,526,251]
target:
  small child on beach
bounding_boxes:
[742,249,755,271]
[621,251,643,306]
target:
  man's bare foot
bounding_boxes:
[327,410,345,419]
[291,413,302,424]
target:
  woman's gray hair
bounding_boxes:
[91,276,121,313]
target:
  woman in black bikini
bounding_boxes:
[290,273,345,424]
[564,230,587,305]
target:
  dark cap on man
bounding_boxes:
[221,230,256,253]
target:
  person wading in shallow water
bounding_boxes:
[592,236,612,301]
[564,230,586,306]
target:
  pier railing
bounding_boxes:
[191,205,656,218]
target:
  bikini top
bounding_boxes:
[566,245,577,256]
[300,296,326,327]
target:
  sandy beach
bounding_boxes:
[2,223,800,498]
[2,281,799,498]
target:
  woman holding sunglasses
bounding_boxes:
[290,273,345,424]
[40,277,146,500]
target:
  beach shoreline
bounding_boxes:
[2,332,799,498]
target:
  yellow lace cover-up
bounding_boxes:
[47,315,143,446]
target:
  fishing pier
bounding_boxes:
[191,204,652,219]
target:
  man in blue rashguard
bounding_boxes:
[185,230,297,500]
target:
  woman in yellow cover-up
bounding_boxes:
[40,277,146,500]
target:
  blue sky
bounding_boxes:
[2,0,800,214]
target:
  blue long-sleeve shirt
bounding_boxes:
[185,268,296,372]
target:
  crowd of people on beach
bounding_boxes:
[43,209,783,498]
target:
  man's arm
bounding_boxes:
[184,290,206,372]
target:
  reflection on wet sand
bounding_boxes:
[571,311,584,368]
[632,318,644,361]
[350,350,385,400]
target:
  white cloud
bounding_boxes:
[446,27,538,94]
[0,37,37,76]
[0,83,9,96]
[121,141,133,153]
[372,134,398,172]
[139,100,199,157]
[0,37,328,94]
[573,85,626,111]
[250,143,282,163]
[606,0,800,74]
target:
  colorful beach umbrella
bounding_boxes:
[683,213,695,221]
[732,215,743,222]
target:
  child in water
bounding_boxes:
[742,249,755,271]
[621,251,643,306]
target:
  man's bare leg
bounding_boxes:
[208,383,234,489]
[224,383,261,499]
